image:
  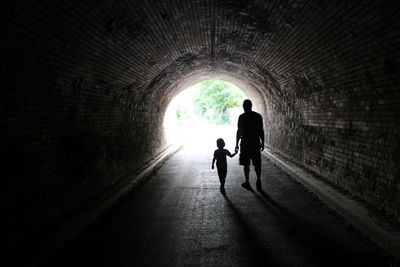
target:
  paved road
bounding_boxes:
[51,145,393,267]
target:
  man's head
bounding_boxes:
[243,99,252,112]
[216,138,225,149]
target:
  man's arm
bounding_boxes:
[235,116,242,152]
[260,133,265,151]
[235,129,241,152]
[259,115,265,151]
[212,157,216,169]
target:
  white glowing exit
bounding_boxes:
[163,80,246,153]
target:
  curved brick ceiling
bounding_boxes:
[2,0,400,254]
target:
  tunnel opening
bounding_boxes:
[3,1,400,264]
[164,80,247,152]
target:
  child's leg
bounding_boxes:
[217,167,227,188]
[220,177,225,188]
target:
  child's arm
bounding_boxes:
[211,157,216,169]
[228,150,238,158]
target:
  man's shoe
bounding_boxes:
[256,182,262,190]
[241,182,251,189]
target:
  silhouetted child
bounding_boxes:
[212,138,237,192]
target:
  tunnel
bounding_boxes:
[2,0,400,265]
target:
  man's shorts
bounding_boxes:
[239,146,261,167]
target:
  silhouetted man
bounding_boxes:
[235,99,264,190]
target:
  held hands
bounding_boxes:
[234,145,264,152]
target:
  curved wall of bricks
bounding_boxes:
[2,0,399,237]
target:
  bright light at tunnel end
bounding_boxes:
[163,80,247,153]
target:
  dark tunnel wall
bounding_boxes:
[1,0,400,246]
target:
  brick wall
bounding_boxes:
[265,1,400,220]
[1,0,400,258]
[1,1,171,250]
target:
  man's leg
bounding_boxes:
[255,164,262,189]
[240,149,251,188]
[244,165,250,183]
[254,151,262,189]
[242,165,251,188]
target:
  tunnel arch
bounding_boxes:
[2,1,400,258]
[137,54,278,152]
[144,56,279,148]
[157,70,269,124]
[145,55,276,104]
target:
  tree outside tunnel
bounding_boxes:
[164,80,246,150]
[191,80,246,125]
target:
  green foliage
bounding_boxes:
[192,80,245,124]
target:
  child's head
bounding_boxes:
[216,138,225,149]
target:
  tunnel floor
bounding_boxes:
[48,146,394,267]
